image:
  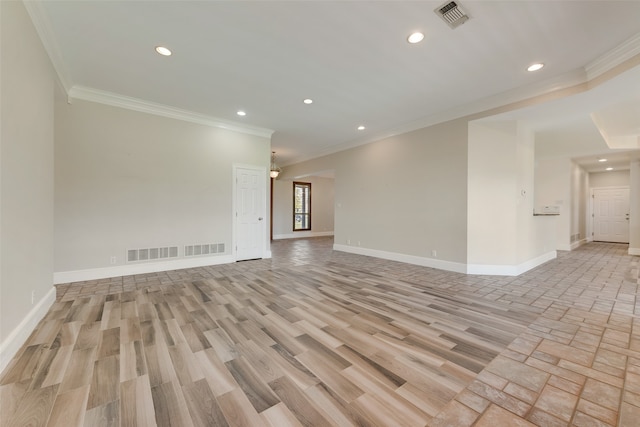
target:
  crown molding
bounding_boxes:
[284,68,589,166]
[286,34,640,167]
[23,0,72,92]
[68,86,274,138]
[585,32,640,81]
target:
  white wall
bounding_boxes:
[468,120,556,274]
[54,97,271,279]
[629,160,640,255]
[0,1,56,371]
[273,176,334,239]
[534,157,571,250]
[467,121,519,266]
[280,119,469,269]
[589,170,630,188]
[571,162,589,246]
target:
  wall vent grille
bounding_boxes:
[184,243,225,257]
[435,1,469,29]
[127,246,179,263]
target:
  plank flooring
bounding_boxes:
[1,238,637,426]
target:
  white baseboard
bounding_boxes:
[333,244,557,277]
[467,251,557,276]
[0,287,56,374]
[54,255,235,284]
[570,238,589,250]
[629,247,640,256]
[333,244,468,274]
[273,231,334,240]
[557,238,589,252]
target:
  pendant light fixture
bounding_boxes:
[270,151,281,179]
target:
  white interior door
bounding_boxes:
[235,166,266,261]
[593,187,630,243]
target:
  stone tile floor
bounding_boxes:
[55,238,640,426]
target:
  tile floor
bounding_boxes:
[18,238,640,425]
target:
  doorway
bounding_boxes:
[592,187,630,243]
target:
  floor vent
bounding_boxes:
[127,246,178,262]
[184,243,225,257]
[435,1,469,29]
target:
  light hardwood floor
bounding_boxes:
[1,238,638,426]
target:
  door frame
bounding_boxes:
[232,163,269,261]
[589,185,630,243]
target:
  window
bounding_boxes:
[293,182,311,231]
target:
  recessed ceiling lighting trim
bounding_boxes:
[303,98,313,104]
[237,111,246,116]
[527,63,544,72]
[357,125,365,130]
[155,46,172,56]
[407,32,425,44]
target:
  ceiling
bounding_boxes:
[29,1,640,167]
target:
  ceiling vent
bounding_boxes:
[435,1,469,29]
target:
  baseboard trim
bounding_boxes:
[629,247,640,256]
[334,244,557,276]
[273,231,334,240]
[467,251,557,276]
[570,239,589,250]
[333,244,468,274]
[54,255,235,284]
[555,240,586,251]
[0,287,56,374]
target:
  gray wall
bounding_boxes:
[280,119,469,264]
[55,97,270,273]
[273,176,334,238]
[1,1,55,363]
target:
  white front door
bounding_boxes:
[235,166,266,260]
[593,187,630,243]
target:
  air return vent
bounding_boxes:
[127,246,179,262]
[435,1,469,29]
[184,243,225,257]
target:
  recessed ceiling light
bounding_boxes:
[605,167,613,171]
[357,125,365,131]
[527,63,544,72]
[407,32,425,44]
[303,99,313,104]
[598,158,607,162]
[155,46,172,56]
[237,111,246,116]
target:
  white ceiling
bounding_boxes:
[30,0,640,167]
